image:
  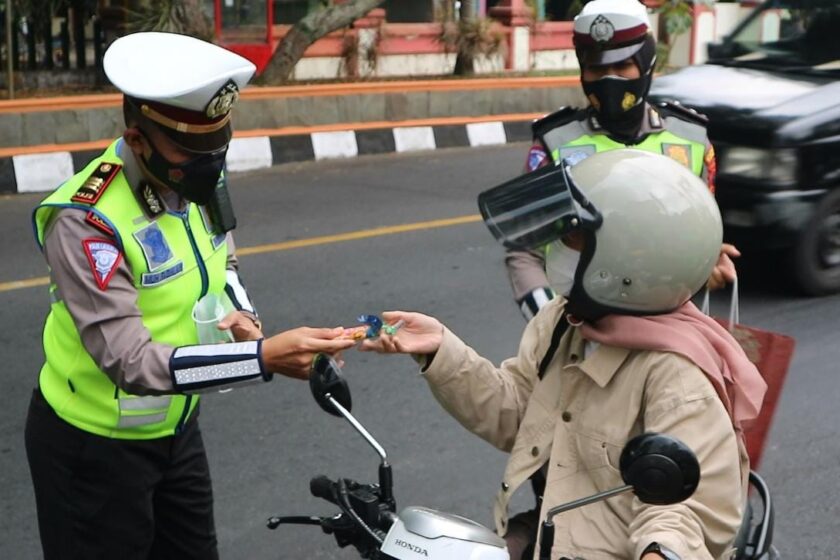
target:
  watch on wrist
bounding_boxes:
[643,542,681,560]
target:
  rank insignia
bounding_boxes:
[82,238,123,291]
[662,143,692,169]
[85,211,115,236]
[141,184,165,217]
[71,162,122,205]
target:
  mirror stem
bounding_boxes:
[545,484,632,519]
[538,484,632,560]
[327,395,388,463]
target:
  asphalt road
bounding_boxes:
[1,145,839,559]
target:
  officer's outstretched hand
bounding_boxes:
[359,311,443,355]
[707,243,740,291]
[261,327,356,380]
[218,311,263,342]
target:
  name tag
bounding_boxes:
[141,261,184,286]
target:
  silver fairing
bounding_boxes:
[398,506,506,548]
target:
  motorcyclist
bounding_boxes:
[361,150,767,560]
[510,0,738,321]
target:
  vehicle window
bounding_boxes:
[722,0,840,71]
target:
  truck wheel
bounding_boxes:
[790,188,840,295]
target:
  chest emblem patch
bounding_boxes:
[82,239,123,291]
[133,222,174,271]
[662,143,692,169]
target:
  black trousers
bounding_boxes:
[25,388,219,560]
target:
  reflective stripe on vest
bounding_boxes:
[33,139,227,440]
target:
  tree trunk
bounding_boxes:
[261,0,385,84]
[180,0,213,41]
[453,0,475,76]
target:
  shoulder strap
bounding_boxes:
[537,314,569,380]
[655,100,709,126]
[531,106,584,139]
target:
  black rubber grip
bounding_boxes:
[310,475,336,503]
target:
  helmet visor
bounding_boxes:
[478,160,602,250]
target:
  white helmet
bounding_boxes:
[479,149,722,320]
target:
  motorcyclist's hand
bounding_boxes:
[358,311,443,355]
[261,327,356,380]
[218,311,263,342]
[707,243,740,291]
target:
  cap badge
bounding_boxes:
[206,81,240,119]
[590,15,615,43]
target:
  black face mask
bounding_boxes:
[140,136,227,206]
[582,73,651,141]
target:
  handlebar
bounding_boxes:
[268,473,397,559]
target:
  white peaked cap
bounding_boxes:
[104,32,256,114]
[574,0,650,44]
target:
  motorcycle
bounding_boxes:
[267,354,778,560]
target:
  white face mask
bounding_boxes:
[545,239,581,298]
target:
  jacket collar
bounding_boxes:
[567,327,631,388]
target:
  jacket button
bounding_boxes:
[561,411,572,422]
[501,482,510,491]
[531,446,539,457]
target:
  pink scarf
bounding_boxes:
[578,301,767,430]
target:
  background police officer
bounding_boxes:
[509,0,738,320]
[24,32,355,560]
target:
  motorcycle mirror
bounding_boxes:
[538,433,700,560]
[309,353,352,417]
[619,432,700,505]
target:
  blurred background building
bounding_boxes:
[0,0,766,90]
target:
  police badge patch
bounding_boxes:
[82,238,123,291]
[662,143,692,169]
[133,222,174,271]
[590,15,615,43]
[526,146,547,172]
[205,80,239,119]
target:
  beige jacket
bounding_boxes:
[422,298,746,560]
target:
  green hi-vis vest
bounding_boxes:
[32,140,228,440]
[542,117,707,177]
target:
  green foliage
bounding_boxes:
[655,0,713,69]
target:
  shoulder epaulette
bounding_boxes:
[656,100,709,126]
[531,106,586,138]
[71,162,122,205]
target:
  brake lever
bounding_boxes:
[266,515,325,530]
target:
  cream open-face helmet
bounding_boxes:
[479,149,722,320]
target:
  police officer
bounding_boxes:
[24,32,355,559]
[510,0,738,320]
